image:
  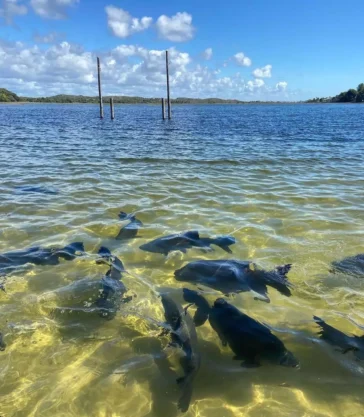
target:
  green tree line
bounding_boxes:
[307,83,364,103]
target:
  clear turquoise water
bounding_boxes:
[0,103,364,417]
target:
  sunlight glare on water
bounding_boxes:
[0,103,364,417]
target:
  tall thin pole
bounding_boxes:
[110,97,115,120]
[162,98,166,120]
[165,50,171,119]
[97,57,104,119]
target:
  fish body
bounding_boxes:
[314,316,364,360]
[331,254,364,277]
[209,298,299,367]
[160,293,200,412]
[175,260,292,302]
[116,212,143,240]
[140,231,235,256]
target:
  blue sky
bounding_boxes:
[0,0,363,100]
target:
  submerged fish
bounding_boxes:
[160,292,200,412]
[116,211,143,240]
[0,242,84,276]
[330,254,364,278]
[0,332,6,351]
[94,246,132,319]
[15,185,58,195]
[314,316,364,360]
[140,230,235,256]
[184,290,298,368]
[175,260,292,302]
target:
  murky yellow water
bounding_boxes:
[0,104,364,416]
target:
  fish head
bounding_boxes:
[139,241,164,254]
[279,350,300,368]
[183,288,202,303]
[174,265,192,281]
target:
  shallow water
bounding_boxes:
[0,103,364,417]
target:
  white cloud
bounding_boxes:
[252,64,272,78]
[156,12,195,42]
[30,0,79,19]
[0,0,27,24]
[105,6,152,38]
[247,79,265,90]
[202,47,212,60]
[0,40,292,100]
[276,81,288,91]
[33,31,62,43]
[234,52,251,67]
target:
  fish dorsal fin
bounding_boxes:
[183,231,200,240]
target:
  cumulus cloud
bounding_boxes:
[252,64,272,78]
[0,39,291,100]
[105,6,152,38]
[156,12,195,42]
[234,52,251,67]
[30,0,79,19]
[0,0,27,24]
[247,79,265,90]
[202,47,212,60]
[276,81,288,91]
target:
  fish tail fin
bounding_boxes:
[118,211,130,220]
[276,264,292,277]
[212,236,235,253]
[57,242,85,260]
[176,376,193,413]
[96,246,112,264]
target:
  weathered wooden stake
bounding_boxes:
[97,57,104,119]
[165,50,171,119]
[162,98,166,120]
[110,97,115,120]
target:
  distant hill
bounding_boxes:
[0,88,293,104]
[0,88,21,102]
[307,83,364,103]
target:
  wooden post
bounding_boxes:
[97,57,104,119]
[165,50,171,119]
[110,97,115,120]
[162,98,166,120]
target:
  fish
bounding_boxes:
[314,316,364,360]
[15,185,58,195]
[140,230,236,256]
[175,260,293,302]
[116,211,143,240]
[94,246,131,320]
[330,254,364,278]
[160,292,200,412]
[0,332,6,351]
[0,242,85,276]
[198,296,299,368]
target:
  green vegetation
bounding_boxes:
[307,83,364,103]
[0,88,21,102]
[0,88,294,104]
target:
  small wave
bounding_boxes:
[116,157,241,166]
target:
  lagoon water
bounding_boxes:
[0,103,364,417]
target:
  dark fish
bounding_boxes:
[94,246,130,320]
[182,288,211,327]
[175,260,292,302]
[140,230,235,255]
[0,332,6,351]
[15,185,58,195]
[0,242,85,275]
[330,254,364,277]
[116,211,143,240]
[314,316,364,360]
[160,292,200,412]
[209,298,299,368]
